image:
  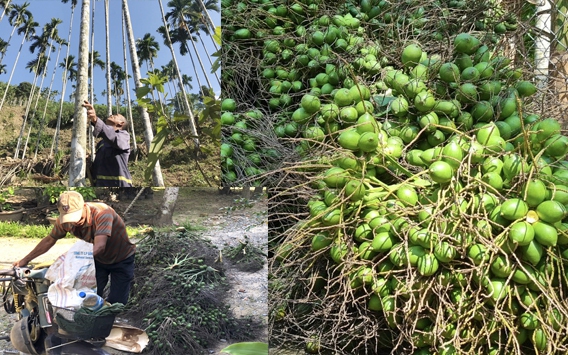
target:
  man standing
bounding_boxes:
[13,191,136,305]
[82,100,133,187]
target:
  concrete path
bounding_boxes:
[0,237,78,269]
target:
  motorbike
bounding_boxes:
[0,266,113,355]
[0,266,51,355]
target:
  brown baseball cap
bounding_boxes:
[57,191,84,224]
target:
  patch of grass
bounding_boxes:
[179,219,206,232]
[0,222,55,238]
[0,222,145,239]
[127,226,145,237]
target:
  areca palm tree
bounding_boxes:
[0,63,6,75]
[136,32,159,73]
[121,11,136,158]
[158,25,201,115]
[0,38,8,63]
[68,0,90,186]
[104,0,112,117]
[195,0,219,33]
[34,34,68,160]
[182,73,192,91]
[51,0,77,158]
[160,60,178,102]
[0,14,37,112]
[123,0,164,186]
[29,19,62,55]
[0,0,11,24]
[26,18,63,77]
[110,61,126,112]
[60,54,77,82]
[31,20,66,159]
[188,0,219,54]
[25,55,48,75]
[88,50,105,108]
[18,18,64,159]
[1,2,31,66]
[88,50,105,77]
[164,0,213,90]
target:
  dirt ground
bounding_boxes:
[0,187,268,355]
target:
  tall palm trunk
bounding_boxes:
[157,0,199,147]
[196,0,215,33]
[22,74,48,160]
[167,79,180,110]
[0,19,16,64]
[23,39,57,159]
[104,0,112,115]
[51,69,70,158]
[122,10,137,158]
[185,31,213,89]
[69,0,90,187]
[0,0,10,24]
[34,38,65,159]
[88,0,96,159]
[180,43,204,91]
[123,0,164,186]
[14,69,41,158]
[0,26,32,111]
[199,17,219,52]
[196,31,220,86]
[51,3,76,158]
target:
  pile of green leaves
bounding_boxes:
[123,229,264,355]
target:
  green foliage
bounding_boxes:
[0,187,15,211]
[211,27,222,73]
[213,26,222,46]
[145,127,170,183]
[52,150,66,177]
[28,130,53,152]
[136,72,220,185]
[220,342,268,355]
[200,95,221,141]
[43,187,65,204]
[211,49,221,73]
[74,187,97,201]
[137,74,177,184]
[43,187,97,204]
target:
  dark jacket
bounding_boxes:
[90,118,133,187]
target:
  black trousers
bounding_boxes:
[94,254,135,304]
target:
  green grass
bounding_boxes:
[0,222,53,238]
[0,221,145,239]
[179,219,206,232]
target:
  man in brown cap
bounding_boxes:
[14,191,136,304]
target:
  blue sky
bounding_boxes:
[0,0,221,105]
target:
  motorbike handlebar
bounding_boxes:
[0,267,31,279]
[0,268,16,277]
